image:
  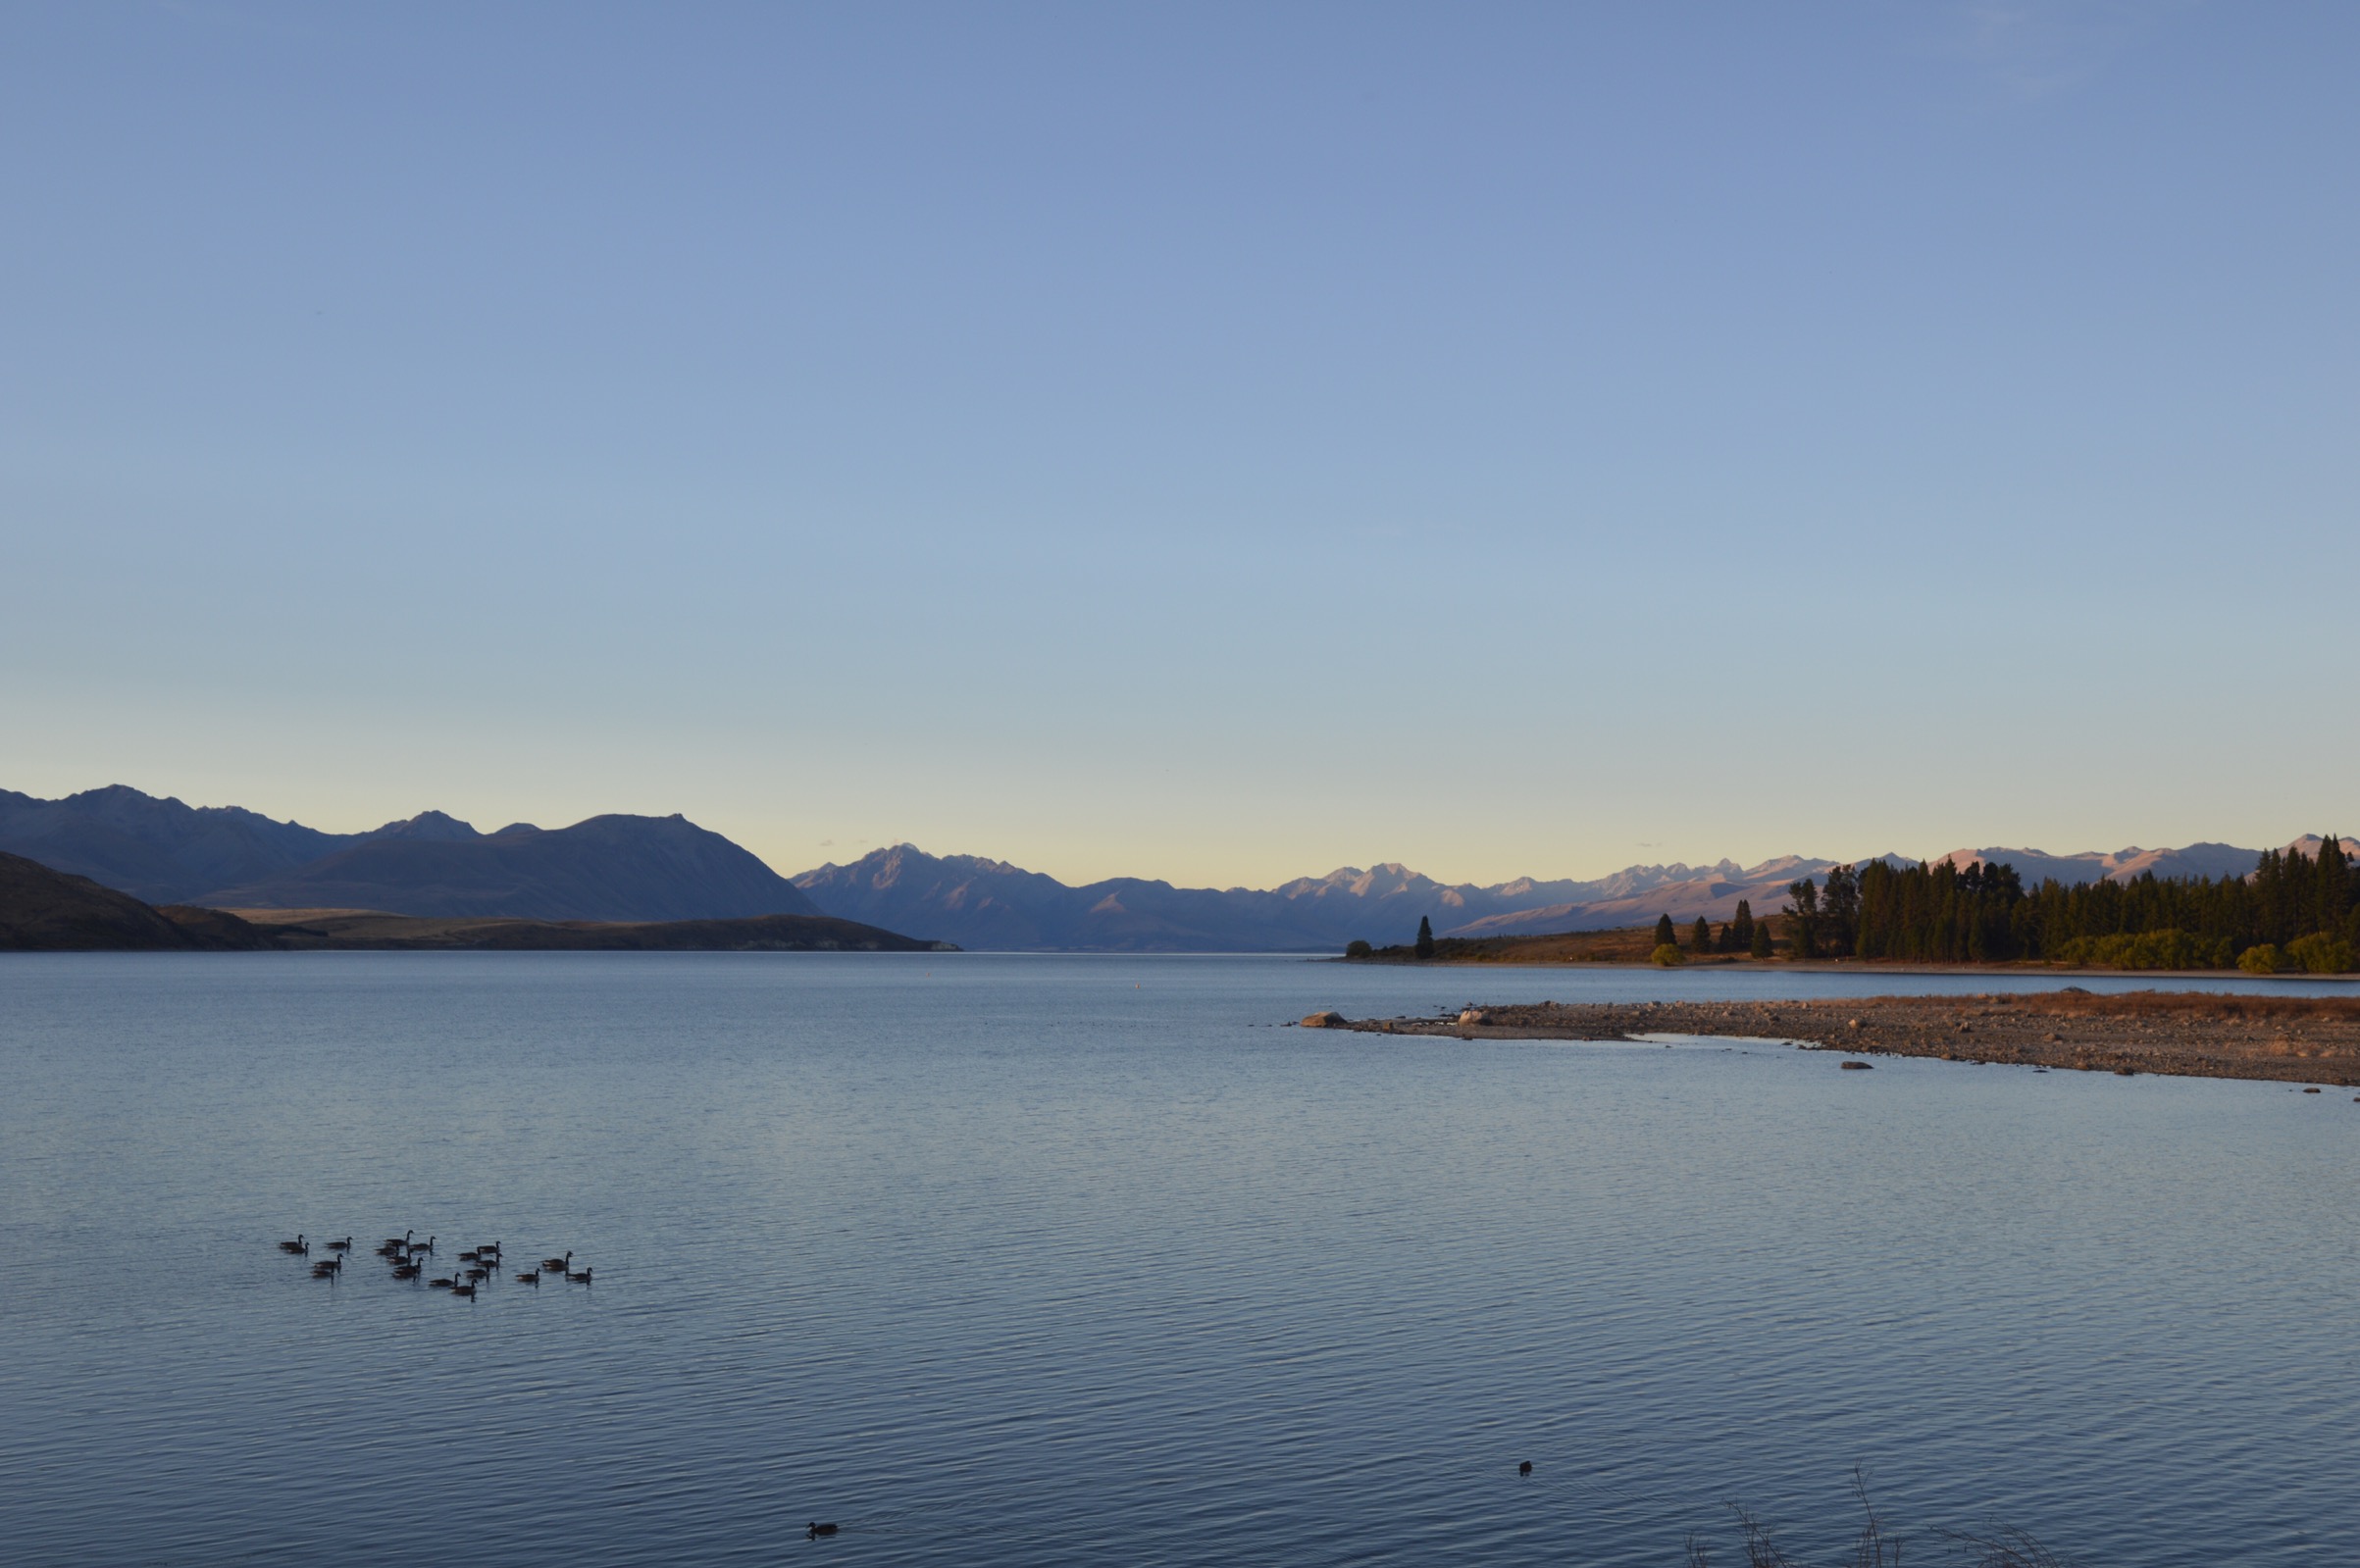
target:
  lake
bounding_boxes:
[2,953,2356,1566]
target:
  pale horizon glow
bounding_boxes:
[5,3,2355,890]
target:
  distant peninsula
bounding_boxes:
[0,852,951,954]
[1302,992,2360,1088]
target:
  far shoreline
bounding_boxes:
[1299,991,2360,1087]
[1333,953,2360,983]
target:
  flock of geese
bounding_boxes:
[278,1231,592,1297]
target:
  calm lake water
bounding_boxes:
[3,954,2357,1566]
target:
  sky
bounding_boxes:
[3,2,2354,889]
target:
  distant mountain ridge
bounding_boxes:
[1,784,2320,950]
[0,787,819,923]
[795,837,2322,951]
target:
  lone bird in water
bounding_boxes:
[1518,1461,1533,1477]
[808,1523,839,1539]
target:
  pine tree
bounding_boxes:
[1690,916,1713,951]
[2320,834,2351,933]
[1414,916,1435,960]
[1654,913,1676,949]
[1732,899,1755,952]
[1785,879,1820,961]
[1750,918,1772,959]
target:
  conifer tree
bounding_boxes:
[1654,913,1675,950]
[1691,916,1713,951]
[2320,834,2351,932]
[1785,879,1820,961]
[1750,918,1773,959]
[1415,916,1435,960]
[1732,899,1755,952]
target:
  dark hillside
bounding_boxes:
[203,813,821,922]
[0,784,357,903]
[0,851,275,950]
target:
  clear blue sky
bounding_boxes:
[4,2,2353,887]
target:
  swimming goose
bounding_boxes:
[514,1270,540,1286]
[566,1267,592,1285]
[808,1522,839,1538]
[391,1258,424,1279]
[278,1235,307,1254]
[411,1237,435,1254]
[452,1282,477,1299]
[459,1250,480,1263]
[378,1230,414,1253]
[311,1256,342,1277]
[464,1267,491,1285]
[325,1237,354,1252]
[540,1252,571,1272]
[429,1274,455,1290]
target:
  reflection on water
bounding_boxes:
[1,953,2355,1566]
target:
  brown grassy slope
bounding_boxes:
[233,908,951,951]
[1348,927,1671,964]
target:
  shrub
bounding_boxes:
[2238,943,2283,975]
[2051,929,2226,970]
[1652,943,1686,967]
[2285,932,2356,974]
[1344,939,1372,959]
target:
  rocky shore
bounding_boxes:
[1301,991,2360,1087]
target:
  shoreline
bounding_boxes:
[1337,954,2358,982]
[1304,992,2360,1087]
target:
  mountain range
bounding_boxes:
[0,786,819,923]
[0,784,2331,952]
[793,838,2329,953]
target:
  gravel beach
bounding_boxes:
[1307,990,2360,1087]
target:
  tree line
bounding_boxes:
[1774,836,2356,972]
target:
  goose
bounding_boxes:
[514,1270,540,1286]
[458,1250,482,1265]
[325,1237,354,1253]
[476,1241,501,1257]
[311,1256,342,1278]
[464,1267,491,1285]
[566,1267,592,1285]
[391,1258,424,1279]
[1518,1461,1533,1477]
[808,1522,839,1538]
[278,1235,307,1254]
[378,1230,414,1252]
[452,1282,477,1300]
[411,1237,436,1254]
[430,1274,455,1290]
[540,1252,572,1273]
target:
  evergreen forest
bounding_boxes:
[1780,838,2357,972]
